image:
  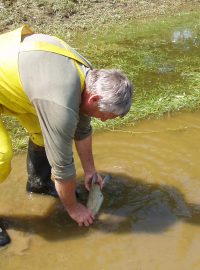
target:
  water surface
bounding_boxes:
[1,111,200,270]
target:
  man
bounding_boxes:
[0,25,133,246]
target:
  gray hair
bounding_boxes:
[86,69,133,117]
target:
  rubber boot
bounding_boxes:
[26,139,58,197]
[0,221,11,247]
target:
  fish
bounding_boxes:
[87,173,111,215]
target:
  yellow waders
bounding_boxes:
[0,25,90,183]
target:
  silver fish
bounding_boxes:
[87,173,110,215]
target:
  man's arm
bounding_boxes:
[29,102,95,226]
[75,134,104,190]
[19,46,95,226]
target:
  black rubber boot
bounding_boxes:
[0,222,11,247]
[26,139,58,197]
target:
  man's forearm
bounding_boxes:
[75,135,96,177]
[55,178,77,208]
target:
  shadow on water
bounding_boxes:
[1,173,200,241]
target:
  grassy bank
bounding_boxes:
[0,1,200,151]
[78,11,200,131]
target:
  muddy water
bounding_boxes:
[0,111,200,269]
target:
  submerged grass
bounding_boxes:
[72,11,200,130]
[1,8,200,150]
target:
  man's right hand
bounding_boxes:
[66,202,95,227]
[54,179,95,227]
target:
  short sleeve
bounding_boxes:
[74,113,92,140]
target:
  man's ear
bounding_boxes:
[88,94,101,105]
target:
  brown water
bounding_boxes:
[1,111,200,270]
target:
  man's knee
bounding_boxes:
[0,149,13,183]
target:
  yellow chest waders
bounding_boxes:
[0,25,90,182]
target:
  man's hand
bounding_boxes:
[66,202,95,227]
[55,178,95,227]
[85,172,104,191]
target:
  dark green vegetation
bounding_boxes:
[0,0,200,150]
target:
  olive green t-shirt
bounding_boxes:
[19,34,92,181]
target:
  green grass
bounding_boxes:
[70,12,200,130]
[2,115,29,152]
[1,8,200,150]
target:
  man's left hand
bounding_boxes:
[85,172,104,191]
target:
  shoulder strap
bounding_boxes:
[19,41,91,68]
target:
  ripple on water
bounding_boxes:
[1,112,200,269]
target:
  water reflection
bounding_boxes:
[1,172,200,239]
[171,28,199,50]
[172,29,198,44]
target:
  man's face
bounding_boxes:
[91,109,118,122]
